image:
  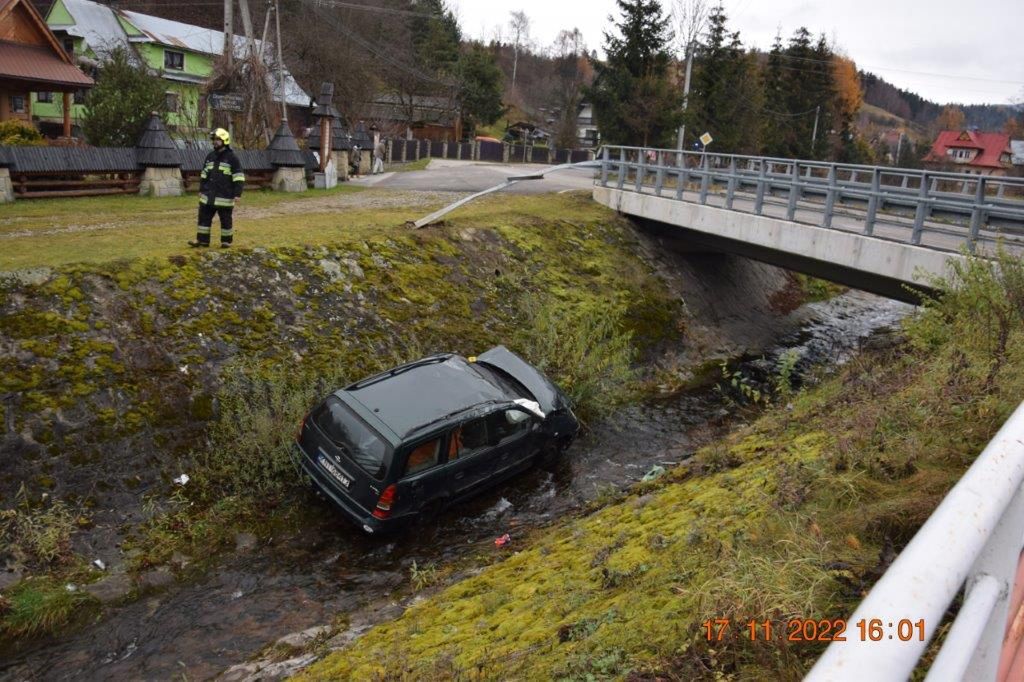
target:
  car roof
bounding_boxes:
[341,354,511,439]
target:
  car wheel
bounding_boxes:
[415,499,445,527]
[538,437,572,469]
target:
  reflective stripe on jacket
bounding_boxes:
[199,147,245,207]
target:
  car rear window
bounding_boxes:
[313,397,389,479]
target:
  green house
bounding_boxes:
[33,0,310,140]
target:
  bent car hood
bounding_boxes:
[476,346,568,413]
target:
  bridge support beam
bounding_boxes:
[594,186,968,303]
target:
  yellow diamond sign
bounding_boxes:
[699,132,713,147]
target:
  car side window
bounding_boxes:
[448,419,489,460]
[404,438,440,476]
[487,409,532,446]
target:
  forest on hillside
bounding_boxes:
[50,0,1024,159]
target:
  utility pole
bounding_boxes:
[274,0,286,122]
[676,42,694,151]
[223,0,234,69]
[810,104,820,154]
[895,131,905,166]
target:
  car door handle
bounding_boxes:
[454,472,465,480]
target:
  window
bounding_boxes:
[37,91,53,103]
[63,36,74,54]
[73,89,85,104]
[448,419,489,461]
[313,397,389,479]
[9,95,26,113]
[164,50,185,71]
[404,439,440,476]
[165,92,179,113]
[486,409,531,446]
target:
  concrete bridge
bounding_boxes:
[593,146,1024,302]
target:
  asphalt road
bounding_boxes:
[351,158,599,194]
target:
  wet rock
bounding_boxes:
[318,259,343,282]
[275,625,331,649]
[169,552,192,570]
[235,533,258,551]
[84,574,132,604]
[343,259,364,280]
[137,568,174,591]
[220,654,318,682]
[0,568,24,591]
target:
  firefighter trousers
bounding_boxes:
[196,204,234,245]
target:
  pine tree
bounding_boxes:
[689,4,762,153]
[587,0,683,146]
[762,32,787,157]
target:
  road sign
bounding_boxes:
[210,93,245,112]
[699,132,713,147]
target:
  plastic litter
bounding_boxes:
[641,465,666,482]
[92,559,106,571]
[494,533,511,548]
[173,474,190,486]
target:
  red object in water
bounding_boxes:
[494,533,511,548]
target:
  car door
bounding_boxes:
[395,435,447,514]
[444,416,496,500]
[486,407,539,478]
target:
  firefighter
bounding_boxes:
[189,128,245,248]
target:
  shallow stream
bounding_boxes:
[1,290,911,681]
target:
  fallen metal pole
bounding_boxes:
[411,160,602,229]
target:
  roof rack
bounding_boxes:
[345,354,452,391]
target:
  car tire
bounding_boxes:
[415,499,446,527]
[538,437,572,469]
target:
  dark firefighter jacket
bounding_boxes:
[199,146,245,208]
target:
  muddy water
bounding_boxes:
[2,291,911,681]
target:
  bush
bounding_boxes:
[513,301,636,425]
[82,46,166,147]
[0,120,44,146]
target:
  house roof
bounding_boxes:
[0,0,94,89]
[928,129,1011,169]
[48,0,310,107]
[0,39,94,88]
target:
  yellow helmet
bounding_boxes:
[210,128,230,145]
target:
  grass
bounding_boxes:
[0,577,96,639]
[0,184,414,271]
[296,250,1024,680]
[387,157,432,173]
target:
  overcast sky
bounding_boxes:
[449,0,1024,106]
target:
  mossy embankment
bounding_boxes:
[296,253,1024,680]
[6,191,768,643]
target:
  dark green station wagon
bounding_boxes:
[294,346,579,533]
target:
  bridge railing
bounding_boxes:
[806,400,1024,681]
[598,146,1024,254]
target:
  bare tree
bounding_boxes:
[672,0,709,55]
[551,28,591,149]
[508,10,531,89]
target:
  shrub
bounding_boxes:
[0,120,44,146]
[513,300,636,425]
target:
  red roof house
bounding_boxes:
[925,129,1012,176]
[0,0,93,135]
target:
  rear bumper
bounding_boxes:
[294,444,391,534]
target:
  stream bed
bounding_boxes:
[1,290,912,681]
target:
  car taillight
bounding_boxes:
[372,484,397,519]
[295,413,308,442]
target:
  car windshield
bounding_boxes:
[313,397,389,479]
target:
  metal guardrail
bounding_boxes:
[806,400,1024,680]
[598,146,1024,254]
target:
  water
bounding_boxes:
[1,291,912,681]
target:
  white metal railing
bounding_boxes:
[598,146,1024,254]
[806,400,1024,681]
